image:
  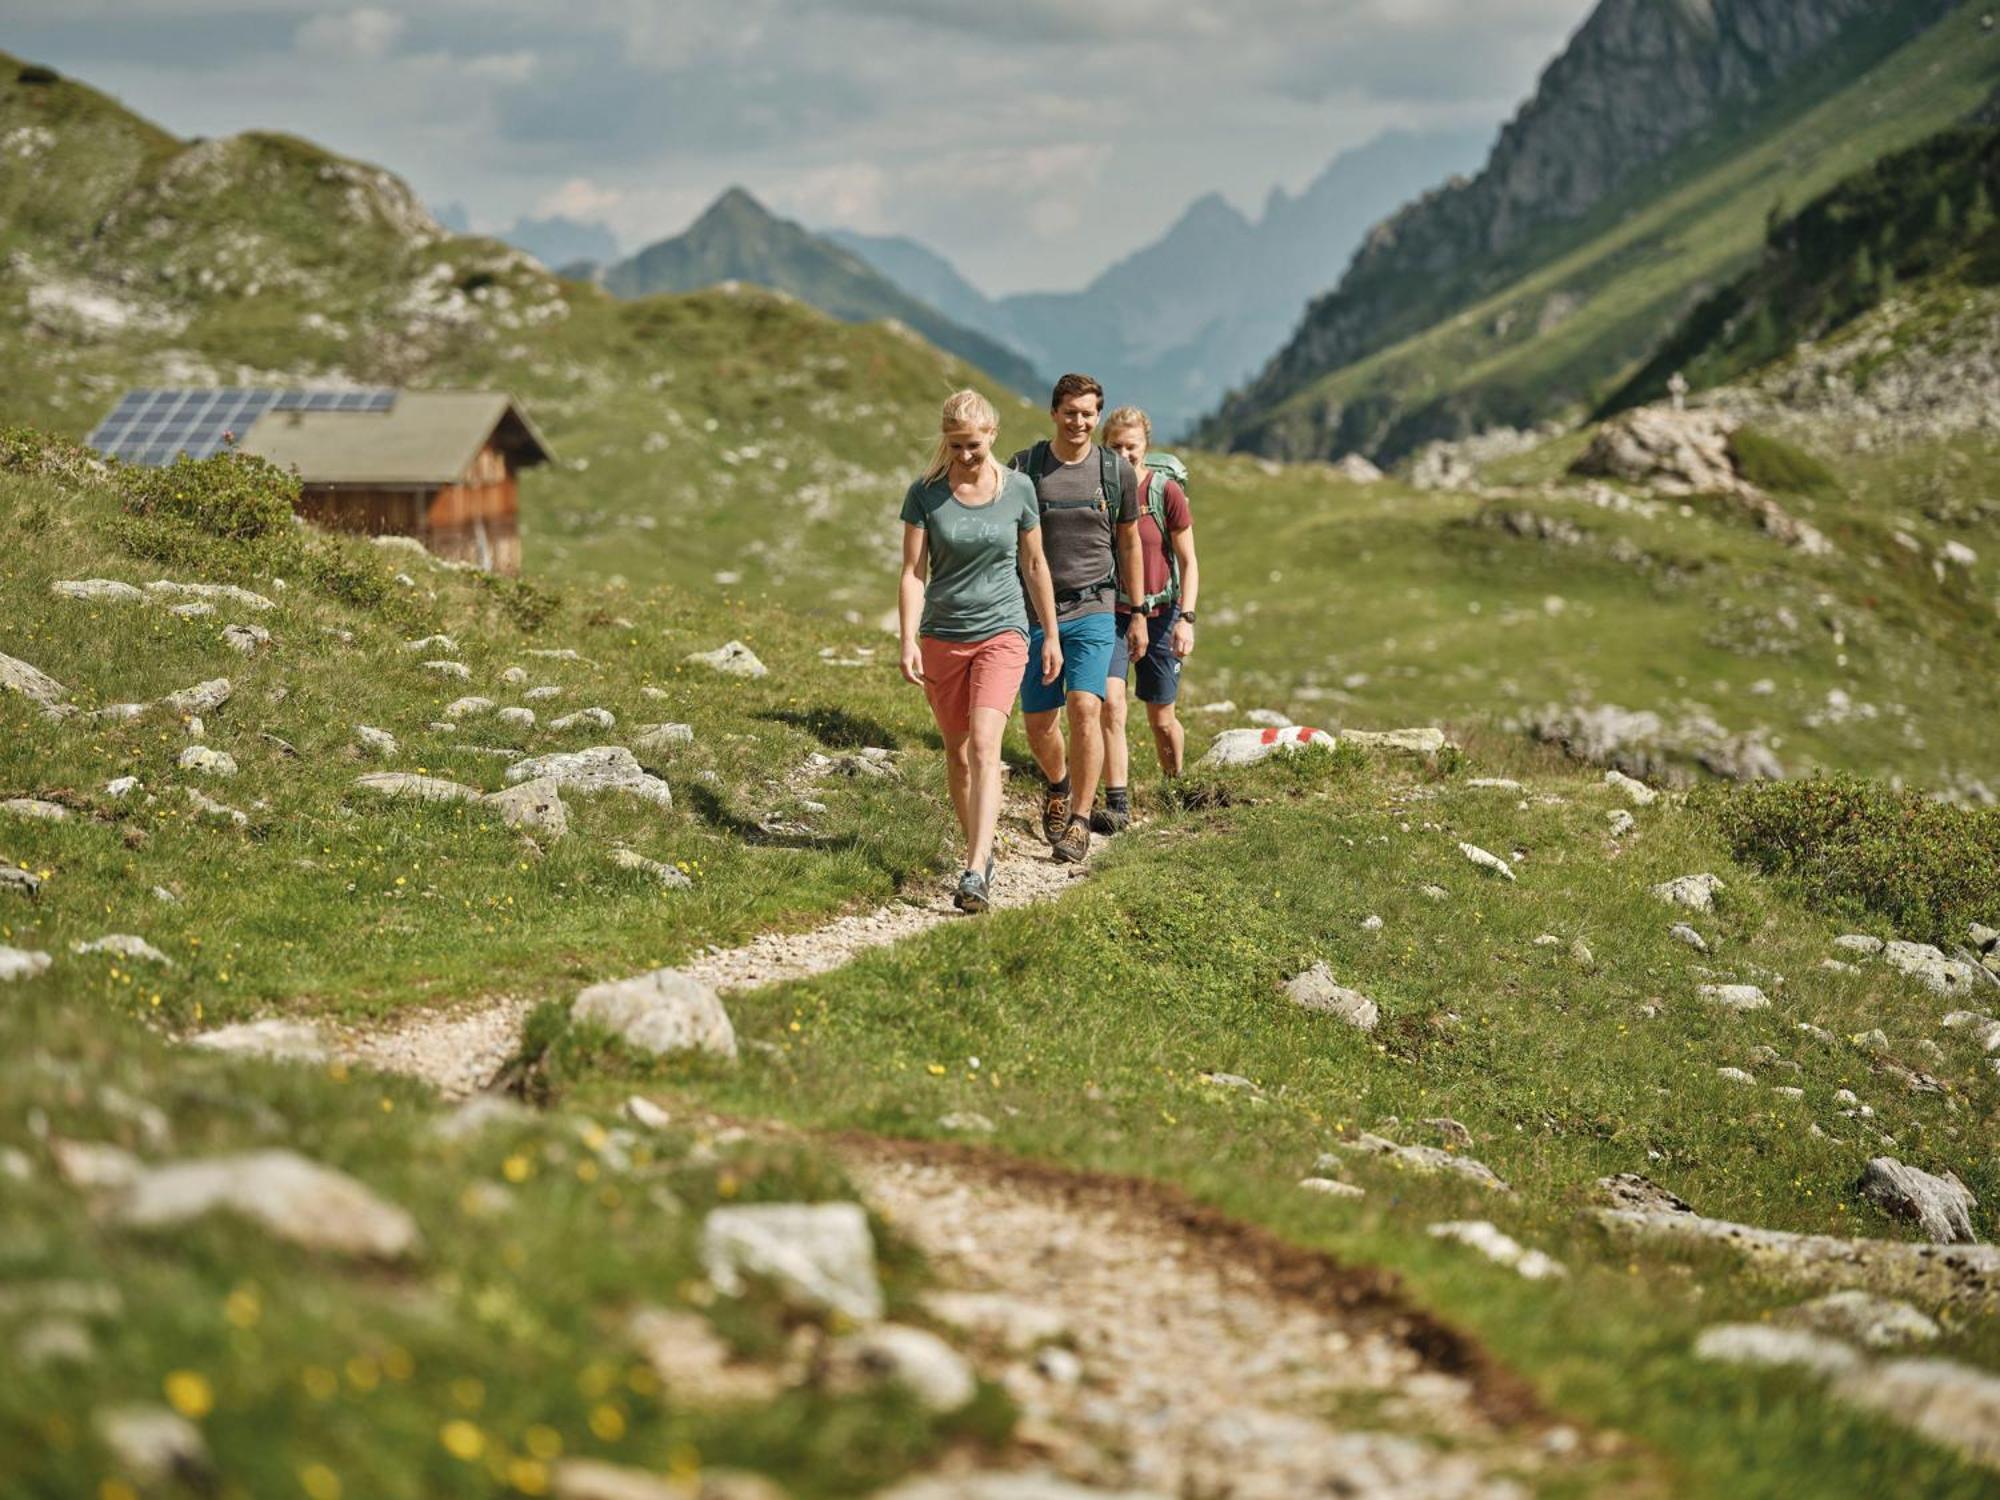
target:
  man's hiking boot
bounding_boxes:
[954,868,990,914]
[1040,784,1072,844]
[1090,802,1130,835]
[1052,818,1091,864]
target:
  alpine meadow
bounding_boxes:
[2,4,2000,1499]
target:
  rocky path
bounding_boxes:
[849,1147,1580,1500]
[337,803,1089,1097]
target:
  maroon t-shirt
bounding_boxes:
[1130,473,1191,617]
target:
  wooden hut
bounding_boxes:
[239,392,550,573]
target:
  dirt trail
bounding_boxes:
[337,803,1090,1097]
[845,1146,1594,1500]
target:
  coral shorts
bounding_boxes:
[920,632,1028,734]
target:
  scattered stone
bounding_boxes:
[1607,809,1635,838]
[1196,725,1336,767]
[1670,924,1709,953]
[1298,1177,1366,1199]
[492,707,533,729]
[1652,873,1724,911]
[828,1323,976,1410]
[355,772,482,804]
[1282,962,1379,1030]
[1604,769,1658,806]
[1835,934,1884,955]
[483,778,568,839]
[924,1291,1069,1352]
[187,1020,328,1063]
[1700,985,1770,1011]
[0,945,53,982]
[634,723,695,753]
[1420,884,1448,901]
[353,725,397,756]
[403,634,458,654]
[422,659,472,680]
[1716,1066,1757,1085]
[609,849,693,888]
[1783,1291,1941,1349]
[1882,941,1983,999]
[1855,1158,1979,1245]
[104,776,140,798]
[444,695,496,719]
[52,578,144,603]
[221,623,270,654]
[1332,1133,1509,1191]
[1466,778,1522,790]
[1197,700,1237,715]
[685,640,768,678]
[1,650,73,718]
[626,1306,784,1404]
[624,1096,671,1131]
[1595,1174,1694,1216]
[146,580,275,612]
[51,1139,142,1191]
[1,868,43,898]
[1360,914,1384,932]
[701,1201,883,1321]
[19,1315,94,1366]
[549,1459,687,1500]
[1693,1323,1862,1377]
[1820,958,1862,975]
[162,678,233,716]
[552,707,617,731]
[113,1150,421,1259]
[184,788,248,827]
[177,745,237,777]
[1942,1011,2000,1052]
[938,1111,997,1135]
[1341,726,1448,756]
[2,797,67,821]
[505,746,672,810]
[1832,1358,2000,1471]
[872,1476,1168,1500]
[94,1405,209,1487]
[1428,1220,1566,1279]
[1457,842,1515,881]
[73,934,171,966]
[572,968,736,1059]
[523,684,563,702]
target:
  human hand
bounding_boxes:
[1171,618,1194,660]
[1040,638,1063,686]
[1125,614,1149,660]
[900,640,924,686]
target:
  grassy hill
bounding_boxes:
[1200,3,2000,463]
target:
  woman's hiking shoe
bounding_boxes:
[954,868,990,913]
[1040,784,1072,844]
[1090,802,1130,835]
[1052,818,1091,864]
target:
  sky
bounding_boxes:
[8,0,1593,293]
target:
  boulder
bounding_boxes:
[1693,1323,1862,1377]
[161,678,233,716]
[497,707,536,728]
[483,778,568,839]
[1604,769,1658,806]
[1698,985,1770,1011]
[145,580,275,612]
[1,650,73,717]
[1782,1291,1941,1350]
[187,1020,328,1063]
[634,723,695,753]
[701,1201,883,1321]
[1282,962,1379,1030]
[1882,941,1983,999]
[221,623,270,654]
[355,772,482,804]
[2,798,68,821]
[1651,873,1724,911]
[1670,924,1709,953]
[1298,1177,1366,1199]
[184,788,249,827]
[828,1323,976,1410]
[1595,1173,1695,1216]
[52,579,144,603]
[177,745,237,777]
[572,968,736,1058]
[73,934,171,966]
[1832,1359,2000,1472]
[112,1149,421,1259]
[1332,453,1385,483]
[1331,1133,1509,1191]
[423,659,472,680]
[1196,725,1336,767]
[0,946,53,982]
[505,746,671,810]
[551,707,617,731]
[444,696,496,719]
[402,634,457,654]
[1855,1158,1979,1245]
[104,776,141,798]
[1,868,44,897]
[353,725,398,756]
[685,640,768,678]
[524,684,563,701]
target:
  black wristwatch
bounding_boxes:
[1179,610,1197,625]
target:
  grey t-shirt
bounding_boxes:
[900,469,1040,642]
[1009,444,1140,622]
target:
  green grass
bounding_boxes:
[564,753,2000,1499]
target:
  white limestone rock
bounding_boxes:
[1855,1157,1979,1245]
[422,659,472,680]
[444,695,495,719]
[1282,962,1379,1030]
[353,725,397,756]
[551,707,617,731]
[701,1201,883,1321]
[1693,1323,1862,1377]
[1458,842,1516,881]
[355,772,482,804]
[112,1150,421,1259]
[1882,941,1983,999]
[2,798,68,821]
[1428,1219,1566,1279]
[483,777,568,839]
[145,580,275,612]
[1699,985,1771,1011]
[1331,1133,1509,1191]
[609,849,694,888]
[1197,725,1337,767]
[506,746,671,810]
[94,1405,209,1486]
[828,1323,976,1411]
[73,934,171,966]
[1604,768,1658,805]
[0,650,72,717]
[177,745,237,777]
[187,1020,328,1063]
[221,623,270,654]
[634,723,695,753]
[1783,1291,1941,1350]
[0,946,53,982]
[52,579,144,603]
[685,640,768,678]
[572,968,736,1058]
[1652,873,1725,911]
[1342,726,1447,756]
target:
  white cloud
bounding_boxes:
[295,7,405,62]
[535,176,626,220]
[460,50,538,83]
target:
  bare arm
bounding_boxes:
[1170,523,1198,658]
[1018,527,1064,685]
[898,522,928,684]
[1118,520,1148,654]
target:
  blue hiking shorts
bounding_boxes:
[1021,612,1116,715]
[1107,606,1184,706]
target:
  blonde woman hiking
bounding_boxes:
[1093,405,1198,831]
[899,390,1062,912]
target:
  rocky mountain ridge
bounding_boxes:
[1204,0,1966,460]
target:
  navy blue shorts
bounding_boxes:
[1107,607,1183,705]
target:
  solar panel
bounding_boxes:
[87,387,399,465]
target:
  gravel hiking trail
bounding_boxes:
[337,801,1091,1098]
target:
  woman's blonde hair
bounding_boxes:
[1102,405,1152,445]
[924,389,1002,483]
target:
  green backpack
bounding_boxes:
[1119,451,1188,613]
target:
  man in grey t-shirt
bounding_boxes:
[1009,373,1146,864]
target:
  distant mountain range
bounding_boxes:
[831,128,1488,436]
[599,188,1042,397]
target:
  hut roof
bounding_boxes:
[239,392,552,486]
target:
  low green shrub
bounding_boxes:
[116,451,299,540]
[1726,426,1844,501]
[477,570,563,633]
[0,426,110,488]
[1700,773,2000,945]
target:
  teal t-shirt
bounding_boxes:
[900,469,1040,642]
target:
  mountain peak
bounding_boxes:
[699,186,775,228]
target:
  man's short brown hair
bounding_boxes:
[1049,373,1104,411]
